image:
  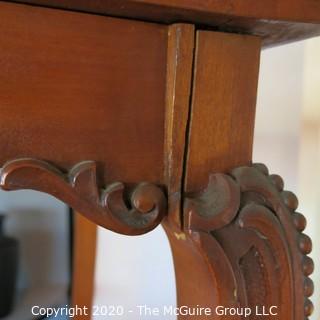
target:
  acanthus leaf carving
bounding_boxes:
[184,163,314,319]
[0,158,167,236]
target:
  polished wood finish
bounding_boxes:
[0,2,167,186]
[164,30,261,319]
[0,2,316,319]
[184,164,314,319]
[164,23,194,228]
[164,30,314,319]
[9,0,320,46]
[72,214,97,319]
[0,159,166,235]
[9,0,320,22]
[185,31,260,193]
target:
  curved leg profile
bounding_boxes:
[164,163,314,320]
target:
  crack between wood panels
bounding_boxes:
[179,28,197,230]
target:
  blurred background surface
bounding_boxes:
[0,192,69,319]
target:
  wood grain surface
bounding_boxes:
[8,0,320,23]
[164,31,262,319]
[72,214,97,319]
[184,30,261,193]
[8,0,320,46]
[0,2,313,319]
[164,23,194,228]
[182,163,314,319]
[0,2,167,186]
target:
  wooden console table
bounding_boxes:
[0,1,318,319]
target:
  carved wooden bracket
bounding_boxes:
[0,158,314,318]
[0,159,167,235]
[184,163,314,319]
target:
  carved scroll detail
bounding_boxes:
[184,163,314,319]
[0,159,167,235]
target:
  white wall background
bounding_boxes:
[93,38,320,320]
[299,37,320,320]
[93,228,175,319]
[254,39,320,319]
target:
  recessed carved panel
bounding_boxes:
[184,163,314,319]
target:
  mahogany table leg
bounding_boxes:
[163,30,314,319]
